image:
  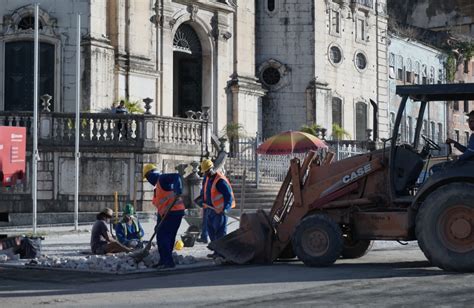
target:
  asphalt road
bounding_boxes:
[1,244,473,307]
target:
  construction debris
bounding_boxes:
[26,248,197,273]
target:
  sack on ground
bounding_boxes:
[18,237,42,259]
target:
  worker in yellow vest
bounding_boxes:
[199,159,235,247]
[143,163,185,269]
[115,203,144,249]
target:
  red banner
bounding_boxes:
[0,126,26,187]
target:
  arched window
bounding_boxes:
[173,24,202,55]
[173,24,203,117]
[429,66,435,84]
[406,58,413,83]
[268,0,275,12]
[4,41,55,111]
[355,102,368,140]
[389,53,395,79]
[396,55,404,80]
[332,97,342,127]
[414,61,420,84]
[421,64,427,84]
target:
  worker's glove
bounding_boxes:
[129,240,139,248]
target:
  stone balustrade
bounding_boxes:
[0,111,206,156]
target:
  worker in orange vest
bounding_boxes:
[199,159,235,248]
[143,163,185,269]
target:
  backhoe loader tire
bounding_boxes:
[416,182,474,272]
[292,214,343,267]
[341,239,372,259]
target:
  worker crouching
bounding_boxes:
[90,208,132,255]
[115,203,145,249]
[144,163,185,269]
[200,159,235,246]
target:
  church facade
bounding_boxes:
[256,0,390,140]
[0,0,264,136]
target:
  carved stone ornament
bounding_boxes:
[222,31,232,40]
[168,18,177,29]
[188,4,199,21]
[3,5,58,37]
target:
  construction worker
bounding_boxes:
[115,203,145,249]
[431,111,474,174]
[90,208,132,255]
[143,163,185,269]
[199,159,235,248]
[196,208,209,244]
[446,110,474,161]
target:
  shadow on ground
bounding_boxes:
[0,258,456,299]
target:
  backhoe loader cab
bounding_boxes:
[209,83,474,272]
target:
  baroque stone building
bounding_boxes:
[0,0,265,224]
[0,0,264,135]
[256,0,389,140]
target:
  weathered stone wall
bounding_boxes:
[388,0,474,36]
[313,0,389,140]
[257,0,316,138]
[0,111,206,226]
[228,0,265,137]
[0,149,200,226]
[256,0,389,140]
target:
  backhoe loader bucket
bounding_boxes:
[208,210,274,264]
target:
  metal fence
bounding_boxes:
[224,135,368,187]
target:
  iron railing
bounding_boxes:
[225,135,369,187]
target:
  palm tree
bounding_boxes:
[221,122,246,153]
[332,123,351,140]
[300,123,322,136]
[117,98,145,114]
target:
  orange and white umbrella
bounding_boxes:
[256,131,327,155]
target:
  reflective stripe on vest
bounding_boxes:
[121,219,141,239]
[153,180,185,216]
[203,172,235,214]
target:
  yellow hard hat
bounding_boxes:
[200,159,214,172]
[143,163,157,179]
[174,240,184,250]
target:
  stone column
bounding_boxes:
[156,1,175,117]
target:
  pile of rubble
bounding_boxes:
[27,248,197,273]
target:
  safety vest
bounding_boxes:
[153,180,185,217]
[121,218,141,239]
[203,172,235,214]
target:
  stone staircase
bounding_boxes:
[230,180,282,211]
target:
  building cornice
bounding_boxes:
[172,0,235,14]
